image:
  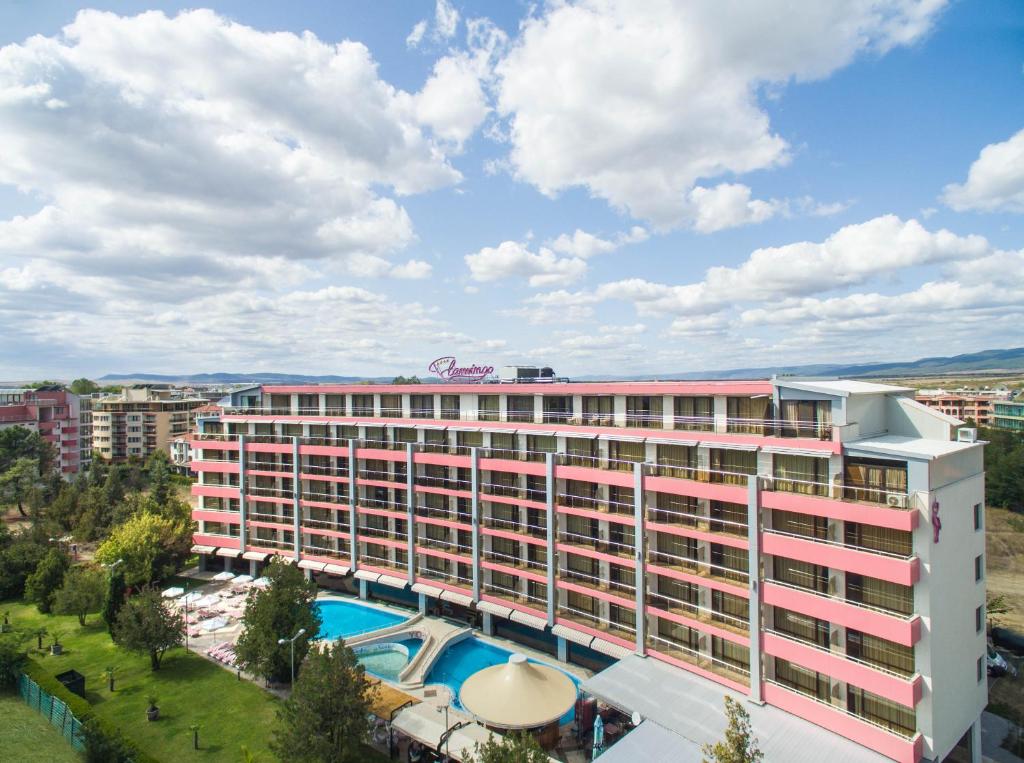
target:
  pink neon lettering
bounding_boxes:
[428,356,494,382]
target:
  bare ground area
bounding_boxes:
[987,507,1024,635]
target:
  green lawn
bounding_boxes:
[0,692,82,762]
[3,600,278,762]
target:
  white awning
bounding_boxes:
[417,425,448,431]
[552,624,593,647]
[411,583,444,598]
[598,434,646,443]
[191,544,216,554]
[354,570,380,582]
[242,551,269,562]
[451,426,482,433]
[440,590,474,607]
[509,609,548,631]
[297,560,327,572]
[589,638,634,660]
[760,446,830,458]
[323,563,350,576]
[215,548,242,558]
[524,430,558,437]
[714,442,759,451]
[645,437,700,447]
[378,574,409,590]
[476,601,513,619]
[391,704,494,762]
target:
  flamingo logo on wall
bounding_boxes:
[428,356,495,383]
[931,500,942,544]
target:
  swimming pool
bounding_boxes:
[425,637,580,723]
[356,638,423,681]
[315,599,408,640]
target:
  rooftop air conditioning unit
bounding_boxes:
[886,493,908,509]
[958,427,978,443]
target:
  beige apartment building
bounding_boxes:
[92,386,206,461]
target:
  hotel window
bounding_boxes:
[655,577,698,614]
[423,428,447,450]
[712,637,749,674]
[773,557,828,593]
[655,534,698,567]
[772,454,829,496]
[978,655,984,683]
[656,619,699,651]
[351,395,374,416]
[410,395,434,418]
[527,580,548,604]
[847,686,916,737]
[843,458,907,504]
[394,427,417,444]
[625,396,663,428]
[565,514,598,542]
[847,629,915,677]
[563,480,596,509]
[672,396,713,431]
[478,395,499,421]
[339,425,359,440]
[565,437,597,466]
[774,607,829,647]
[651,493,699,526]
[974,503,982,531]
[566,590,599,617]
[488,432,516,458]
[710,544,748,581]
[491,536,519,563]
[542,395,572,423]
[975,554,984,582]
[774,658,829,701]
[727,396,771,434]
[709,448,756,485]
[607,439,646,471]
[844,522,912,557]
[490,570,517,592]
[780,400,832,439]
[656,444,695,478]
[379,394,401,417]
[609,603,635,634]
[977,605,984,633]
[772,509,827,540]
[363,426,386,445]
[458,430,484,450]
[608,485,634,516]
[506,395,535,422]
[526,475,546,502]
[324,394,345,415]
[526,435,556,461]
[582,396,614,425]
[440,395,460,420]
[608,523,635,552]
[710,501,748,536]
[846,573,913,616]
[712,590,749,626]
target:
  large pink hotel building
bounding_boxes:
[189,378,986,762]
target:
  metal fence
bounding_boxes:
[16,672,86,753]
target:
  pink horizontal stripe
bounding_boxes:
[646,563,748,598]
[763,632,921,708]
[192,484,239,499]
[556,543,636,568]
[194,533,239,549]
[415,546,470,563]
[556,579,635,609]
[263,381,773,395]
[192,510,240,523]
[299,445,349,457]
[646,474,748,503]
[480,560,548,584]
[556,503,635,527]
[190,461,239,473]
[646,604,748,646]
[763,683,922,763]
[762,532,919,586]
[647,648,749,694]
[762,582,920,647]
[761,490,919,532]
[416,515,471,531]
[647,520,749,550]
[480,526,547,546]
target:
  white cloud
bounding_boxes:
[549,226,648,258]
[465,241,586,287]
[495,0,946,228]
[686,183,787,233]
[942,128,1024,213]
[435,0,460,40]
[416,53,490,147]
[406,20,428,48]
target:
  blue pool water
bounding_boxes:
[357,638,423,680]
[316,599,408,640]
[425,637,580,723]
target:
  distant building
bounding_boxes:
[0,387,81,474]
[77,394,96,470]
[914,389,1011,427]
[92,385,205,461]
[993,399,1024,432]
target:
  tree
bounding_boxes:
[148,451,171,508]
[987,592,1011,630]
[391,376,422,384]
[53,566,106,626]
[47,483,81,533]
[0,631,27,689]
[0,537,48,599]
[0,426,53,474]
[94,511,192,586]
[464,732,548,763]
[0,457,42,517]
[24,547,70,614]
[102,566,128,632]
[270,642,376,763]
[236,559,321,683]
[113,587,182,670]
[702,696,763,763]
[103,466,126,506]
[74,485,114,541]
[69,378,100,395]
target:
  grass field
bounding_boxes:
[3,600,278,762]
[986,507,1024,634]
[0,692,82,762]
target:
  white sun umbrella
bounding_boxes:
[199,616,230,632]
[161,586,185,599]
[195,594,221,608]
[232,574,254,584]
[212,571,236,581]
[460,654,577,729]
[251,576,271,589]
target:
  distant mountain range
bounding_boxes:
[98,347,1024,384]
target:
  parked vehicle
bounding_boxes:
[988,646,1018,678]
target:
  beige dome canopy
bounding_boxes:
[459,653,578,729]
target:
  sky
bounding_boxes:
[0,0,1021,380]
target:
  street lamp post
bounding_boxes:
[278,628,306,686]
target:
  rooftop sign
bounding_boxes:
[428,356,495,383]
